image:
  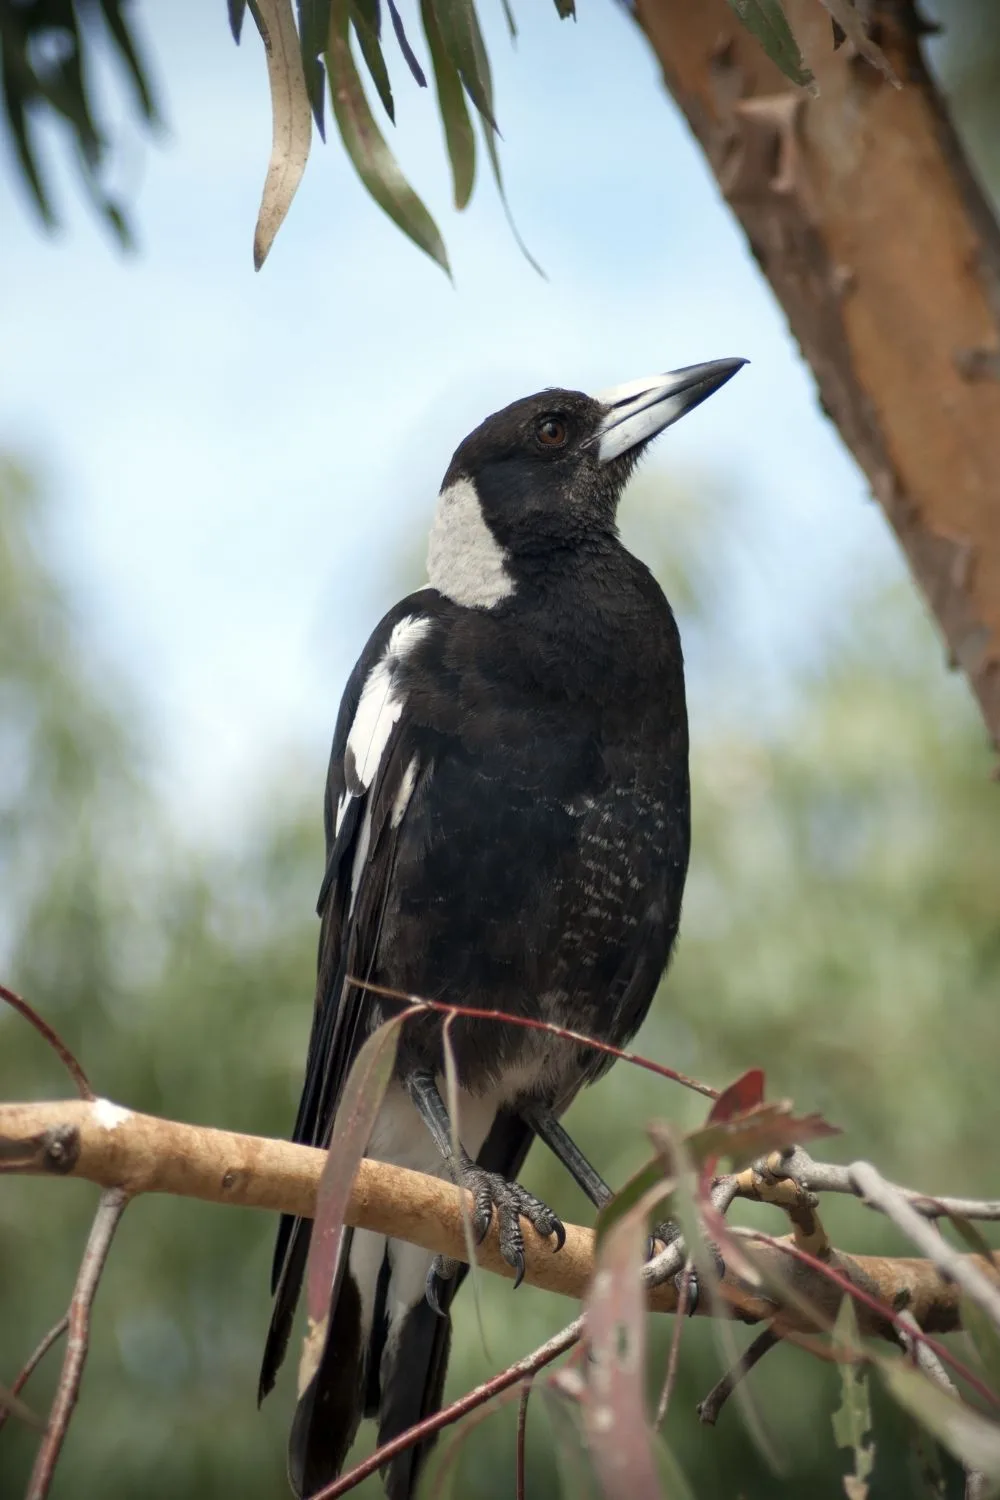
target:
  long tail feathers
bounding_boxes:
[288,1251,365,1499]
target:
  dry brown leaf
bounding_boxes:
[251,0,313,269]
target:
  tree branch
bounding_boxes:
[2,1097,996,1337]
[635,0,1000,748]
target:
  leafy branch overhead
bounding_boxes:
[0,0,895,261]
[234,0,896,271]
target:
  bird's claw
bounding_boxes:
[425,1255,461,1316]
[647,1219,725,1316]
[458,1161,565,1289]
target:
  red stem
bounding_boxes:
[0,982,93,1100]
[350,978,718,1101]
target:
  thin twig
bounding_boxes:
[655,1267,692,1426]
[848,1161,1000,1330]
[778,1146,1000,1222]
[351,977,719,1100]
[27,1188,128,1500]
[516,1377,533,1500]
[0,1316,68,1436]
[0,983,93,1100]
[317,1320,583,1499]
[697,1327,781,1426]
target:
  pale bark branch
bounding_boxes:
[2,1097,998,1338]
[635,0,1000,748]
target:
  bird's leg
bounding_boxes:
[523,1104,719,1311]
[405,1071,566,1306]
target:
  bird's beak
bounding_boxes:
[590,358,747,463]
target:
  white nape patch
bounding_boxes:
[93,1098,131,1130]
[335,616,431,840]
[427,477,514,609]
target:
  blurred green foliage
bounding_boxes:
[2,453,998,1498]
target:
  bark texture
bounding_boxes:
[634,0,1000,746]
[3,1096,998,1338]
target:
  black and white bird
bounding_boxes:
[260,358,745,1498]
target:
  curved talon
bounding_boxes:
[511,1250,526,1290]
[425,1255,459,1317]
[550,1218,566,1252]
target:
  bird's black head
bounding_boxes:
[427,359,746,608]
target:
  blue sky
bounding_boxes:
[0,1,907,839]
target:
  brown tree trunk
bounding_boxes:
[634,0,1000,749]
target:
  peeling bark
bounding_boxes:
[635,0,1000,747]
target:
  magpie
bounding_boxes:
[260,357,745,1498]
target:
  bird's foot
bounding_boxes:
[648,1218,725,1316]
[436,1158,565,1294]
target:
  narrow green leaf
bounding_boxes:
[0,77,56,228]
[553,0,575,15]
[880,1360,1000,1482]
[962,1296,1000,1401]
[387,0,428,86]
[594,1155,672,1248]
[832,1298,875,1499]
[537,1387,602,1500]
[725,0,814,89]
[229,0,249,42]
[327,0,451,275]
[500,0,518,40]
[421,0,475,210]
[351,1,395,121]
[98,1,159,122]
[479,114,544,275]
[428,0,497,130]
[296,0,332,134]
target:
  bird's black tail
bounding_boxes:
[269,1108,535,1499]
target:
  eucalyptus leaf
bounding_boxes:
[98,1,158,121]
[387,0,428,86]
[880,1360,1000,1482]
[725,0,814,89]
[428,0,497,131]
[421,0,476,209]
[351,1,395,122]
[832,1297,875,1499]
[327,0,451,274]
[297,0,331,133]
[962,1295,1000,1400]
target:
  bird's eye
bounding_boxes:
[536,416,568,449]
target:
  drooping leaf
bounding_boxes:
[298,1009,410,1394]
[428,0,497,131]
[442,1015,488,1351]
[229,0,249,42]
[326,0,451,274]
[553,0,575,15]
[594,1154,673,1248]
[297,0,332,134]
[351,1,395,121]
[249,0,314,269]
[98,2,159,121]
[537,1385,602,1500]
[583,1200,664,1500]
[880,1360,1000,1482]
[421,0,476,210]
[479,113,544,275]
[500,0,518,40]
[962,1295,1000,1401]
[725,0,814,89]
[816,1,900,87]
[387,0,427,86]
[832,1298,875,1500]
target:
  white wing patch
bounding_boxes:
[334,615,431,840]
